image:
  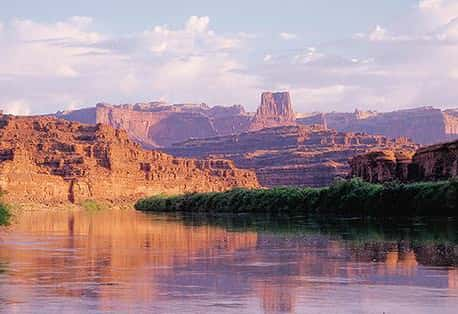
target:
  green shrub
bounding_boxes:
[0,203,11,226]
[135,178,458,217]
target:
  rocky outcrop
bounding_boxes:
[350,140,458,183]
[411,140,458,181]
[0,115,259,204]
[54,103,252,148]
[166,125,417,187]
[349,150,415,183]
[299,107,458,145]
[249,92,296,131]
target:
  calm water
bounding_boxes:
[0,210,457,314]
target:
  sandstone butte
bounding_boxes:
[0,114,259,205]
[165,125,418,187]
[54,93,458,148]
[248,92,296,131]
[349,139,458,183]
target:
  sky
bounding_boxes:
[0,0,457,114]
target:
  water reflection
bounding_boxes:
[0,209,456,313]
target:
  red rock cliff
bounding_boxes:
[166,125,417,187]
[0,115,259,204]
[56,103,252,148]
[350,139,458,183]
[299,107,458,145]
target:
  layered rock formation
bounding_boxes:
[299,107,458,145]
[350,139,458,183]
[411,140,458,181]
[55,102,252,148]
[249,92,296,131]
[166,125,417,187]
[349,150,415,183]
[56,97,458,149]
[0,115,259,204]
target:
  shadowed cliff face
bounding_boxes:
[350,139,458,183]
[0,115,259,204]
[166,125,417,187]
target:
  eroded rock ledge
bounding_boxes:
[0,115,259,204]
[350,140,458,183]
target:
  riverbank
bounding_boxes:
[135,178,458,216]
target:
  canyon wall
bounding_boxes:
[0,115,259,204]
[56,99,458,148]
[166,125,417,187]
[350,139,458,183]
[299,107,458,145]
[55,103,252,148]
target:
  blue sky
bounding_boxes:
[1,0,417,36]
[0,0,457,114]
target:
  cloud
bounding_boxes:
[255,0,458,112]
[1,2,458,115]
[185,16,210,33]
[279,32,297,40]
[56,65,79,78]
[368,25,387,41]
[0,16,261,113]
[1,100,31,115]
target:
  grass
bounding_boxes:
[135,178,458,217]
[80,199,107,212]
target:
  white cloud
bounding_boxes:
[0,16,260,113]
[368,25,387,41]
[185,16,210,33]
[279,32,297,40]
[1,3,458,115]
[1,100,31,115]
[435,17,458,41]
[419,0,443,9]
[56,65,79,78]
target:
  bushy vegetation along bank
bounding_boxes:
[0,202,11,226]
[135,179,458,217]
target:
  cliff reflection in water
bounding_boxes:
[0,210,457,313]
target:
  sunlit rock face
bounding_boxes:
[55,103,253,148]
[166,125,417,187]
[350,139,458,183]
[249,92,296,131]
[299,107,458,145]
[0,114,259,204]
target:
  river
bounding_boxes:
[0,209,457,313]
